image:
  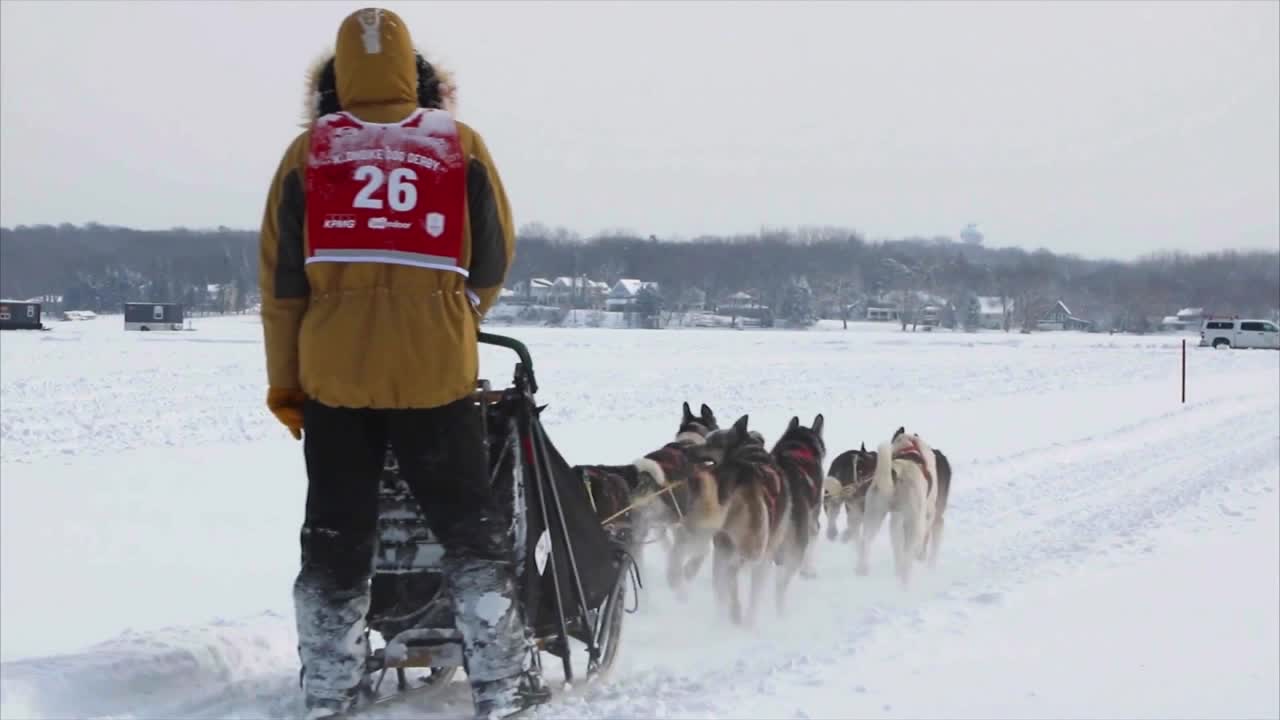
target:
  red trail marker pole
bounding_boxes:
[1181,339,1186,404]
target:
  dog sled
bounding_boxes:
[358,332,635,711]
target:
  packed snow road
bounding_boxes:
[2,317,1277,719]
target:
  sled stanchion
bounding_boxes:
[532,417,603,670]
[1182,339,1186,404]
[523,409,575,684]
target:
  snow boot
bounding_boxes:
[293,528,375,720]
[472,670,552,720]
[443,555,548,719]
[302,695,358,720]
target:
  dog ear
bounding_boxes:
[682,401,695,424]
[732,414,750,440]
[812,413,824,437]
[893,426,905,440]
[860,441,866,453]
[700,403,717,426]
[788,416,799,433]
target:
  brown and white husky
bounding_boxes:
[689,414,825,625]
[859,428,939,588]
[771,415,826,581]
[572,402,719,568]
[686,414,788,625]
[659,412,777,600]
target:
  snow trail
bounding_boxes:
[1,318,1276,719]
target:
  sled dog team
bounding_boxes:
[574,403,952,627]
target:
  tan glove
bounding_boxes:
[267,387,306,440]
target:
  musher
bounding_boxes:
[256,8,546,718]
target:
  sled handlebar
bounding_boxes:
[478,332,538,394]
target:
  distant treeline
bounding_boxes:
[1,221,1277,331]
[0,223,257,314]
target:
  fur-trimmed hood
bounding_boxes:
[301,8,457,126]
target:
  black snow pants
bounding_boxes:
[293,396,530,712]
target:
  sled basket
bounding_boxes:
[365,332,630,691]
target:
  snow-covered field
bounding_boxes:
[2,316,1277,719]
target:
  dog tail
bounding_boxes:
[933,449,952,514]
[872,441,895,496]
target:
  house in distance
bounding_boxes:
[0,299,46,330]
[123,302,186,331]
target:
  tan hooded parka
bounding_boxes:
[259,8,514,422]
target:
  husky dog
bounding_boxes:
[885,427,953,567]
[687,414,791,626]
[675,401,718,445]
[859,428,938,587]
[703,424,767,449]
[576,464,642,527]
[572,402,719,566]
[771,415,826,581]
[656,405,777,599]
[918,441,951,567]
[821,443,878,544]
[638,401,718,539]
[831,430,954,568]
[632,401,720,535]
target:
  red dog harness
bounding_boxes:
[892,438,934,490]
[775,442,822,507]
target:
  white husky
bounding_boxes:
[857,430,938,588]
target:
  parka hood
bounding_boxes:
[302,7,457,126]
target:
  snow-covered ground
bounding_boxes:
[1,316,1277,719]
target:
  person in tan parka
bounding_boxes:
[260,23,512,416]
[257,8,545,719]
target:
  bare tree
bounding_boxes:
[881,258,916,331]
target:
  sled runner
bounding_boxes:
[359,332,635,708]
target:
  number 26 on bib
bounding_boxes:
[305,109,468,277]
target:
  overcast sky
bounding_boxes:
[1,1,1276,260]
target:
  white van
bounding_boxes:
[1199,317,1280,349]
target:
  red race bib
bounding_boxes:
[305,109,468,276]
